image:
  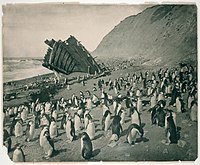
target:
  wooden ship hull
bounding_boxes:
[42,36,102,75]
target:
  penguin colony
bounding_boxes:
[3,63,197,161]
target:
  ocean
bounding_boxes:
[3,57,52,83]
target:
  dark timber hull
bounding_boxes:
[42,36,102,75]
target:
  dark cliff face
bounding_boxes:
[92,5,197,66]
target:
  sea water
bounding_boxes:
[3,57,52,83]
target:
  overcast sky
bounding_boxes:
[2,3,151,58]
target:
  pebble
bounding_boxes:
[125,153,130,157]
[107,141,118,148]
[184,134,189,138]
[161,139,167,145]
[181,120,188,124]
[163,148,168,154]
[177,140,186,148]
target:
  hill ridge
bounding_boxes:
[92,5,197,66]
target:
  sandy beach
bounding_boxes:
[3,64,198,162]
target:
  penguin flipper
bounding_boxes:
[20,149,26,162]
[82,146,87,159]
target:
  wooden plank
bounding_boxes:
[53,44,62,66]
[49,42,58,64]
[65,45,85,69]
[64,55,73,71]
[69,45,89,72]
[49,63,70,75]
[63,52,71,70]
[67,60,76,73]
[57,45,65,68]
[60,49,68,69]
[70,62,76,72]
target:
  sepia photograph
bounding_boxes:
[2,1,198,163]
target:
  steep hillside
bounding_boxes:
[92,5,197,66]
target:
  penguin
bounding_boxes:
[112,99,117,114]
[126,123,144,145]
[3,129,12,153]
[118,108,126,125]
[39,126,49,147]
[165,109,177,129]
[125,93,131,109]
[10,117,18,136]
[169,84,180,106]
[74,112,82,133]
[65,117,76,141]
[40,114,51,127]
[14,107,18,116]
[187,94,194,109]
[8,107,14,118]
[14,118,23,138]
[56,101,60,111]
[81,132,93,160]
[114,87,118,94]
[41,130,55,159]
[49,117,58,139]
[138,75,143,83]
[33,110,41,129]
[86,97,93,110]
[110,115,123,141]
[12,144,25,162]
[73,96,79,108]
[60,113,66,129]
[25,120,35,142]
[131,107,141,126]
[45,102,51,114]
[175,97,182,113]
[84,110,90,129]
[21,107,28,122]
[172,111,177,128]
[156,108,166,127]
[149,105,159,125]
[39,103,44,112]
[137,97,143,113]
[92,94,100,107]
[160,79,166,93]
[4,108,10,125]
[165,112,178,144]
[132,81,136,89]
[86,116,95,140]
[136,89,141,97]
[51,109,58,121]
[114,100,121,115]
[30,102,35,113]
[107,94,113,105]
[77,106,84,118]
[147,86,153,96]
[150,92,157,108]
[190,100,197,122]
[157,91,165,102]
[180,81,187,93]
[101,110,112,131]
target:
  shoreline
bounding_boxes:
[3,72,54,85]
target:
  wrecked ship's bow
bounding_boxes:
[42,36,102,75]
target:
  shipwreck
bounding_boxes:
[42,35,103,75]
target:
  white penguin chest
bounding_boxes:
[131,113,139,124]
[13,149,23,162]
